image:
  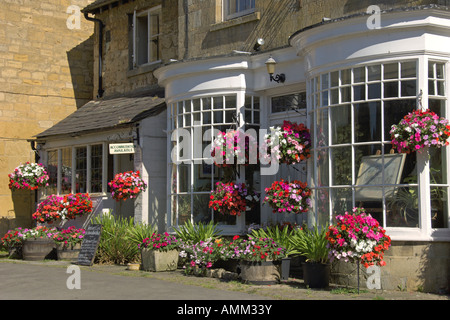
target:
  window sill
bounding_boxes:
[127,60,162,78]
[210,11,260,32]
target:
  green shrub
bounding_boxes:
[91,213,157,265]
[174,220,221,244]
[289,224,329,264]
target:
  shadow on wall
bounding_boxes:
[66,35,94,109]
[0,190,35,236]
[418,242,450,294]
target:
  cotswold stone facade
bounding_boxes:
[0,0,94,233]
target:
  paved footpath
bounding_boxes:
[0,261,270,300]
[1,259,449,305]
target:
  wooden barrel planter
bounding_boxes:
[239,260,281,285]
[141,248,179,272]
[22,238,55,261]
[56,243,82,261]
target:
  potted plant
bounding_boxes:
[8,162,49,191]
[249,223,302,280]
[108,170,147,201]
[237,236,286,285]
[263,179,312,214]
[326,207,391,269]
[263,120,311,165]
[179,238,221,276]
[209,181,259,216]
[21,226,57,261]
[390,108,450,154]
[289,224,330,288]
[1,227,27,258]
[51,226,85,261]
[140,232,179,272]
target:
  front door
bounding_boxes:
[261,92,309,227]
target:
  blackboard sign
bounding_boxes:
[77,224,102,266]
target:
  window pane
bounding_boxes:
[431,187,448,228]
[331,187,352,217]
[61,148,72,194]
[353,84,365,101]
[330,71,339,87]
[386,186,419,227]
[383,99,415,141]
[178,164,190,192]
[341,69,351,85]
[316,188,330,225]
[193,164,212,191]
[331,104,351,145]
[316,108,328,147]
[401,61,416,78]
[401,80,416,96]
[316,149,329,186]
[368,65,381,81]
[384,63,398,79]
[47,150,58,195]
[368,83,381,99]
[383,81,398,98]
[340,86,351,103]
[177,194,191,226]
[331,147,352,185]
[91,144,102,193]
[355,186,384,225]
[193,194,212,224]
[353,67,365,83]
[137,14,148,65]
[75,147,87,193]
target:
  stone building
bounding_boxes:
[0,0,94,234]
[34,0,449,292]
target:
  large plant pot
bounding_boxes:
[22,238,55,261]
[56,243,81,261]
[141,248,179,272]
[302,262,330,288]
[281,257,291,281]
[240,260,281,285]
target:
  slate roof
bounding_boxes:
[36,93,166,139]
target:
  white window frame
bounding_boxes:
[307,57,450,241]
[223,0,255,21]
[132,6,161,68]
[44,143,108,196]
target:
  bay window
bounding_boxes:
[309,59,449,237]
[168,94,261,232]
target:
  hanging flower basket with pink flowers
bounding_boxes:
[108,170,147,201]
[390,109,450,154]
[8,162,49,191]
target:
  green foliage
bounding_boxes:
[91,213,156,265]
[289,224,329,264]
[174,220,221,244]
[250,224,300,256]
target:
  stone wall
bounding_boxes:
[178,0,448,60]
[89,0,178,97]
[331,241,450,293]
[0,0,94,234]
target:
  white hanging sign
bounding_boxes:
[109,143,135,154]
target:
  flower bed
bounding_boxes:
[209,181,259,216]
[264,121,311,165]
[390,109,450,153]
[263,179,312,214]
[109,170,147,201]
[326,207,391,268]
[8,162,49,190]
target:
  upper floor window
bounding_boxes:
[132,6,161,68]
[224,0,255,20]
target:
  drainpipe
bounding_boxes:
[84,12,105,98]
